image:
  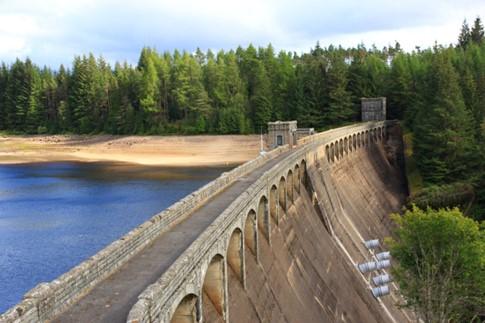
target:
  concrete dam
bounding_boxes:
[1,121,411,323]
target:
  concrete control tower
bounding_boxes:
[267,121,297,149]
[361,97,386,121]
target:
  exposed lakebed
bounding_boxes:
[0,161,231,313]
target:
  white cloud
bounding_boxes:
[0,0,483,66]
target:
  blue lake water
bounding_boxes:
[0,162,230,313]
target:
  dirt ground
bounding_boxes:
[0,134,261,166]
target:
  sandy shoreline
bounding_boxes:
[0,134,261,167]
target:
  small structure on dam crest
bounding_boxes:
[267,120,314,149]
[361,97,387,121]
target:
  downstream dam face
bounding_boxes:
[226,126,408,323]
[2,121,410,323]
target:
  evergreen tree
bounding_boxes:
[387,53,412,120]
[458,19,471,48]
[324,51,354,125]
[250,61,272,132]
[68,55,98,133]
[56,65,71,131]
[137,48,160,132]
[0,64,8,130]
[5,59,40,131]
[470,17,484,44]
[24,62,42,133]
[413,49,477,184]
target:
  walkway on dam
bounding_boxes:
[54,149,294,323]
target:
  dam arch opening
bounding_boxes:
[227,228,244,285]
[244,210,258,259]
[269,185,278,226]
[294,164,300,195]
[171,293,200,323]
[257,196,270,242]
[287,170,294,206]
[278,177,286,216]
[300,159,307,188]
[201,254,226,320]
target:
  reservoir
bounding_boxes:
[0,162,231,313]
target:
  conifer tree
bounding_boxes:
[470,17,484,44]
[414,49,476,184]
[56,65,70,131]
[324,51,354,125]
[250,61,272,132]
[387,53,412,120]
[0,64,8,129]
[137,48,160,132]
[24,62,42,133]
[458,19,471,48]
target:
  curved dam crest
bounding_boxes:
[1,121,411,323]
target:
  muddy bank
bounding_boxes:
[0,134,260,166]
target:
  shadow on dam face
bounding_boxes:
[224,134,410,323]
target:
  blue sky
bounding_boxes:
[0,0,484,66]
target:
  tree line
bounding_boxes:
[0,44,355,136]
[0,18,483,136]
[1,17,485,217]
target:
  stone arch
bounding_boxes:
[227,228,244,285]
[365,130,369,146]
[353,134,357,150]
[339,139,344,158]
[286,170,294,206]
[171,293,200,323]
[300,159,307,188]
[294,164,300,195]
[344,137,348,155]
[326,145,330,163]
[269,185,278,225]
[257,195,270,242]
[278,176,286,216]
[357,133,361,148]
[244,210,258,258]
[202,254,226,320]
[286,169,294,205]
[330,143,335,162]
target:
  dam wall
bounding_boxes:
[1,121,409,323]
[127,121,411,323]
[199,128,409,322]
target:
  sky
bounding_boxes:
[0,0,484,67]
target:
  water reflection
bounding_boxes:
[0,162,231,313]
